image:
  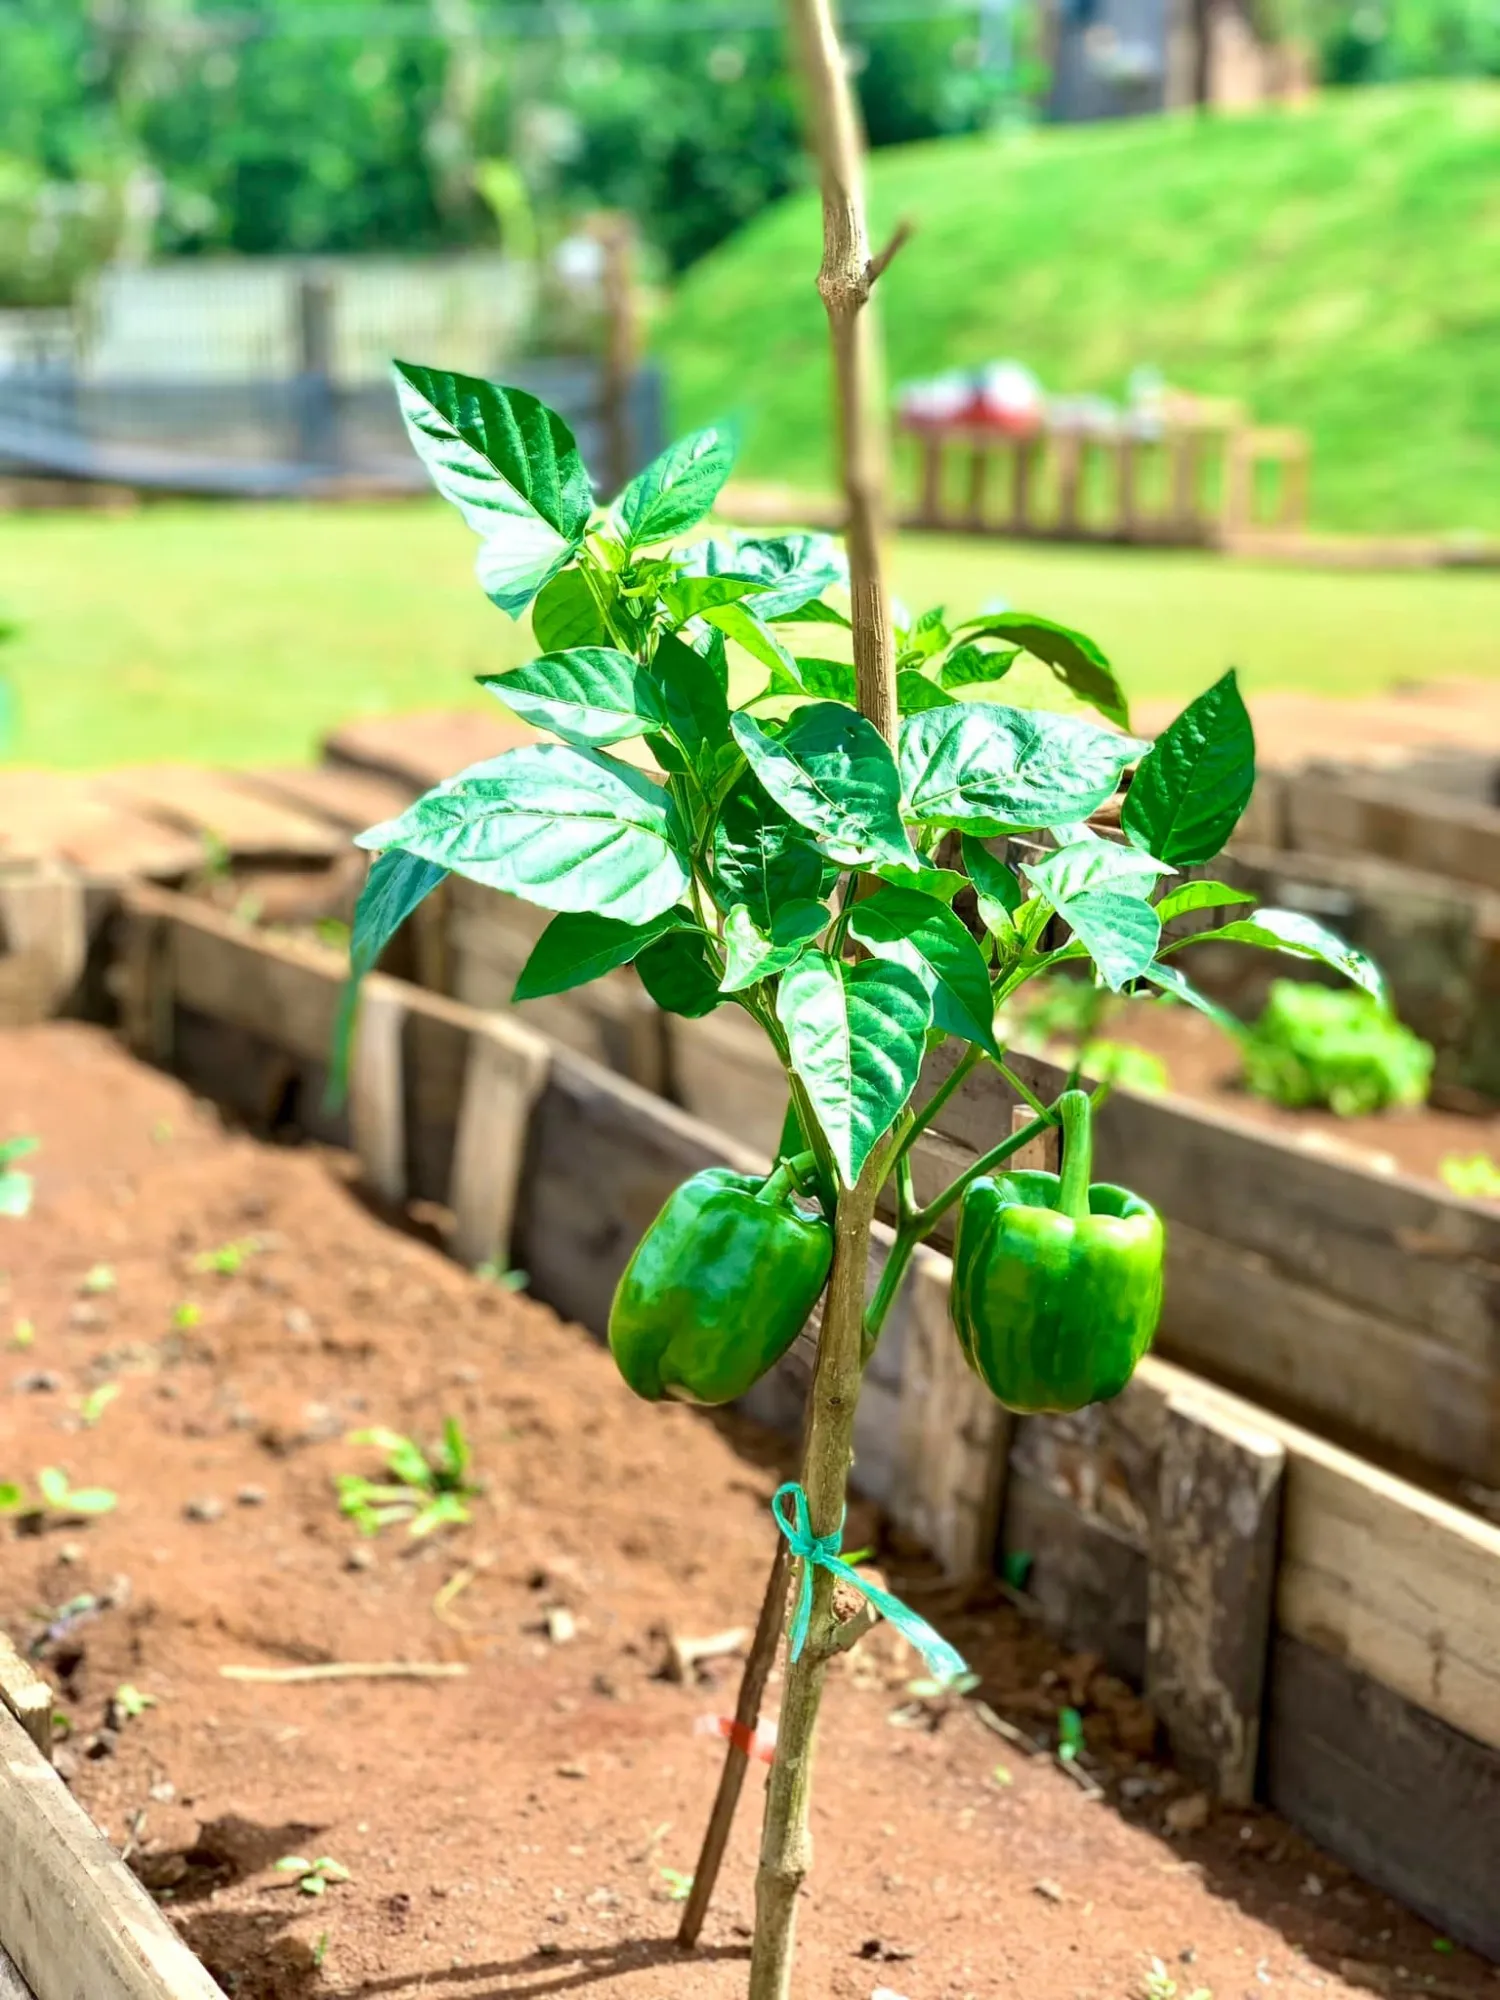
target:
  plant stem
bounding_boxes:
[749,1163,880,1999]
[1057,1089,1093,1222]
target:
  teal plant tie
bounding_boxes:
[771,1481,969,1687]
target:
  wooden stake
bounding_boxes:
[675,1538,791,1949]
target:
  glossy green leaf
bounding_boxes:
[1165,907,1386,1004]
[960,835,1023,914]
[719,900,828,993]
[954,612,1130,729]
[733,704,920,870]
[702,600,798,677]
[770,598,851,630]
[938,642,1020,692]
[788,656,857,704]
[649,630,732,771]
[37,1466,70,1508]
[1024,837,1171,906]
[327,847,449,1106]
[776,951,933,1186]
[531,566,609,652]
[393,362,590,616]
[896,670,956,713]
[636,928,721,1018]
[897,609,950,669]
[1142,960,1246,1035]
[1122,670,1255,866]
[848,885,998,1054]
[871,861,967,904]
[709,779,831,929]
[680,531,847,621]
[1050,890,1162,992]
[1153,879,1256,924]
[901,705,1148,836]
[478,647,666,749]
[355,745,689,926]
[615,424,735,549]
[513,908,684,1001]
[660,574,765,625]
[0,1168,33,1218]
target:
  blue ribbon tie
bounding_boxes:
[771,1480,969,1688]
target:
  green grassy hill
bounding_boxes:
[656,84,1500,535]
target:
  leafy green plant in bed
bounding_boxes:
[336,1420,479,1539]
[328,9,1385,1980]
[1240,979,1432,1118]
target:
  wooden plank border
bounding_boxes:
[0,1704,224,2000]
[104,885,1500,1958]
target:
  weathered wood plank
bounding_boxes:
[349,975,407,1206]
[0,865,87,1025]
[100,767,342,864]
[237,764,416,834]
[1147,1391,1285,1803]
[448,1012,550,1271]
[0,1704,224,2000]
[1264,1635,1500,1960]
[0,1942,34,2000]
[1283,768,1500,895]
[0,1634,52,1761]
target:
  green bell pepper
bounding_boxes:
[608,1156,832,1405]
[950,1089,1163,1414]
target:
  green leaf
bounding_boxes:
[954,612,1130,729]
[938,642,1020,692]
[660,575,765,625]
[615,424,735,549]
[1166,907,1386,1004]
[392,363,591,617]
[1024,838,1171,906]
[1050,891,1162,992]
[776,952,933,1186]
[786,656,856,704]
[0,1169,33,1219]
[1142,960,1246,1035]
[896,671,956,713]
[1122,670,1255,866]
[356,746,690,927]
[63,1487,118,1517]
[769,598,851,630]
[37,1467,70,1508]
[651,630,732,770]
[848,885,998,1055]
[870,862,968,904]
[680,531,847,621]
[0,1136,38,1168]
[898,605,949,666]
[478,648,666,749]
[733,705,920,870]
[702,601,797,678]
[0,1482,24,1512]
[636,929,721,1018]
[719,900,829,993]
[960,835,1023,913]
[513,908,684,1001]
[901,705,1147,836]
[709,779,832,929]
[531,566,609,652]
[328,849,448,1106]
[1154,879,1256,924]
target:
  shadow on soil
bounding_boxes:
[133,1813,324,1903]
[176,1907,325,2000]
[327,1938,751,1998]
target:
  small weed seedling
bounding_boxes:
[337,1420,478,1538]
[111,1683,156,1723]
[193,1237,261,1277]
[275,1856,350,1897]
[1143,1956,1212,2000]
[1442,1153,1500,1201]
[78,1264,116,1296]
[659,1868,694,1903]
[1,1468,117,1521]
[0,1137,39,1219]
[78,1382,121,1427]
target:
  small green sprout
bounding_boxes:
[336,1419,479,1539]
[1056,1706,1085,1764]
[311,1931,330,1968]
[659,1867,693,1902]
[276,1856,351,1897]
[1143,1959,1212,2000]
[0,1137,38,1219]
[193,1238,260,1277]
[11,1319,34,1350]
[0,1481,23,1513]
[1441,1153,1500,1201]
[36,1467,118,1516]
[112,1683,156,1721]
[473,1260,529,1290]
[172,1301,203,1329]
[79,1264,116,1296]
[79,1383,120,1427]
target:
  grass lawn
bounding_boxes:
[658,82,1500,536]
[3,498,1500,769]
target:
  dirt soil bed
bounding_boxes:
[1,1025,1492,2000]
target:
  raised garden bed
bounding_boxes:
[5,879,1492,1965]
[8,1021,1497,1998]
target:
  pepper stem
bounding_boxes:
[1057,1089,1094,1224]
[759,1152,819,1206]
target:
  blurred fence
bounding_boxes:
[0,255,663,498]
